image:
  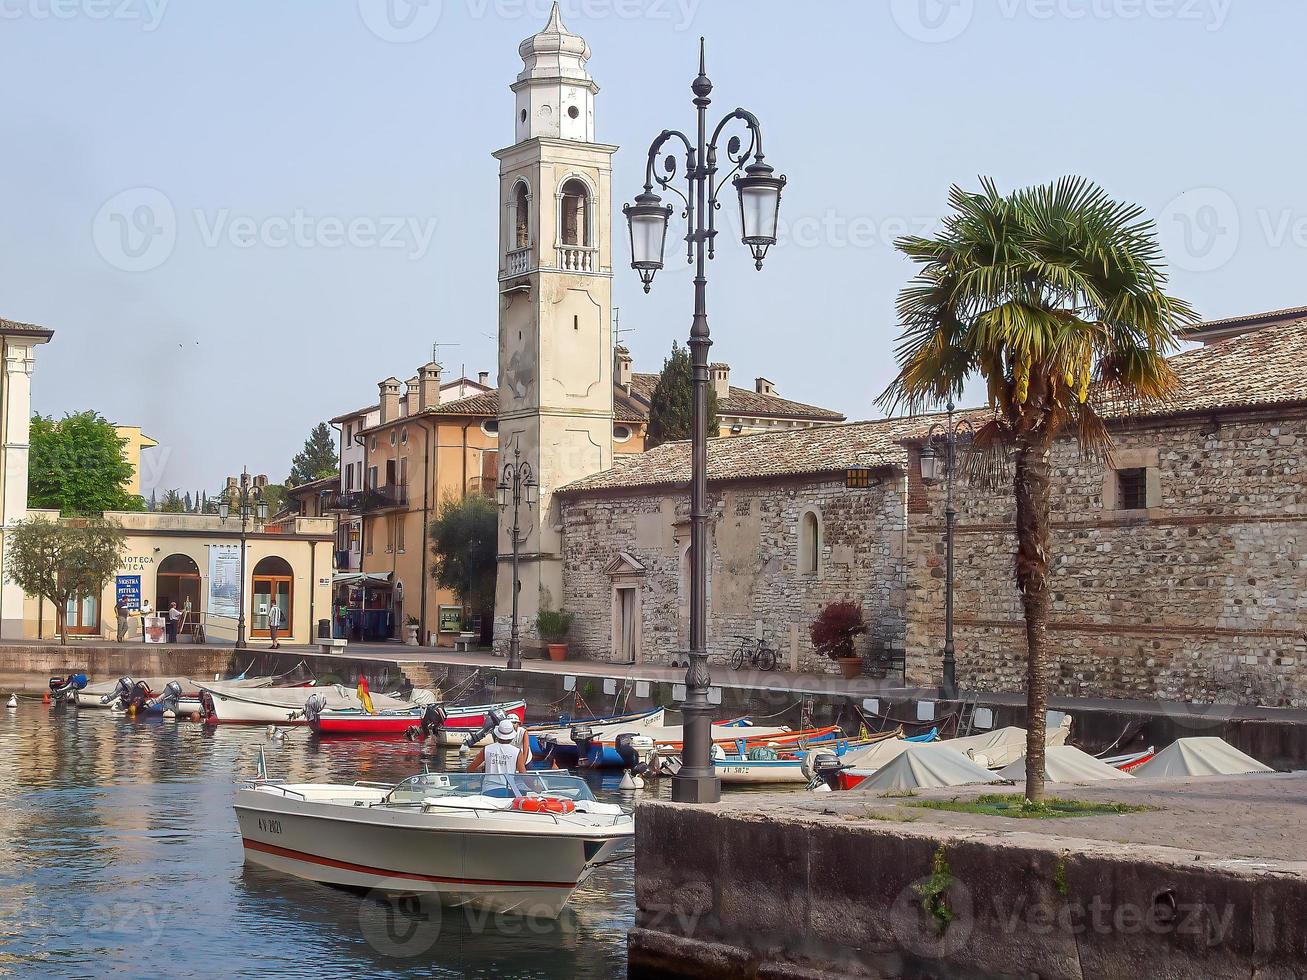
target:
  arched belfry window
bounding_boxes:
[559,178,590,247]
[513,181,530,249]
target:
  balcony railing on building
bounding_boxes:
[506,246,532,276]
[556,245,597,273]
[322,484,408,514]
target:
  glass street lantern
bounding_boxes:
[918,441,940,483]
[735,160,786,269]
[624,190,673,293]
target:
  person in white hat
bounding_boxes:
[470,718,527,775]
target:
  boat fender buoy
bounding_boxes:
[42,691,50,705]
[6,694,16,708]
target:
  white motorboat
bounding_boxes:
[200,683,409,725]
[234,770,633,917]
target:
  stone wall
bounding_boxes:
[559,475,907,674]
[905,407,1307,705]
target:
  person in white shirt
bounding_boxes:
[470,719,527,775]
[268,602,284,649]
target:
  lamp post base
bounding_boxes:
[671,772,721,804]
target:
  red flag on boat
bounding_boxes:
[356,675,375,714]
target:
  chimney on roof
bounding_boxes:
[378,377,402,424]
[614,345,633,388]
[478,371,490,388]
[405,377,420,416]
[419,362,442,411]
[755,377,776,396]
[711,363,730,400]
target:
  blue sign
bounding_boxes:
[115,575,141,611]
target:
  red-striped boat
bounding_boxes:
[309,699,527,740]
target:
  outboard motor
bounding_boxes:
[122,680,154,714]
[198,690,218,725]
[463,706,509,749]
[302,692,329,725]
[614,732,652,777]
[803,749,845,791]
[147,681,185,715]
[100,676,135,708]
[570,725,596,768]
[406,703,448,741]
[48,673,88,705]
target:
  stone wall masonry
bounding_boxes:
[560,476,908,675]
[905,408,1307,704]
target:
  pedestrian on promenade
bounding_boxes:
[166,602,181,644]
[115,597,130,642]
[268,602,284,649]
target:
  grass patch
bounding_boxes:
[907,794,1157,820]
[841,807,920,823]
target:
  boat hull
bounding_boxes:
[234,787,629,917]
[310,701,527,739]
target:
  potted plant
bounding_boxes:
[404,615,420,646]
[810,601,868,680]
[536,608,574,661]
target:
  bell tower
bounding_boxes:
[494,3,617,649]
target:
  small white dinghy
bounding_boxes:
[234,769,633,918]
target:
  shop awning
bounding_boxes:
[332,572,393,586]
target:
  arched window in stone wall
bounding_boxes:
[799,508,822,577]
[559,177,590,246]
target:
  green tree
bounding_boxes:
[6,517,125,645]
[878,176,1194,802]
[646,341,720,449]
[159,490,186,513]
[288,422,339,487]
[29,412,143,515]
[429,493,498,625]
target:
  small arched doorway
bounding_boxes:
[252,556,293,639]
[157,554,202,636]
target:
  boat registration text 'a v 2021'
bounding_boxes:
[258,818,283,834]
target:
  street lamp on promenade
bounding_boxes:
[218,469,269,651]
[917,402,973,700]
[496,446,536,671]
[623,39,787,804]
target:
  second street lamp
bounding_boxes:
[919,401,974,700]
[623,39,786,805]
[218,468,269,651]
[496,446,536,671]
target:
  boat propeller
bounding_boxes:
[614,732,651,790]
[570,725,596,768]
[100,676,136,707]
[302,693,329,724]
[802,749,845,791]
[47,673,89,705]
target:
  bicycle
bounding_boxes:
[729,636,777,672]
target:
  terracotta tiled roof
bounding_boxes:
[1179,305,1307,338]
[329,404,378,425]
[626,372,845,422]
[561,314,1307,495]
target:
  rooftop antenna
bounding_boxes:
[431,341,460,365]
[614,307,636,343]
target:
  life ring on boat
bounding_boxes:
[510,795,576,814]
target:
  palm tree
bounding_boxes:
[879,177,1196,801]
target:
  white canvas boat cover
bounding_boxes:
[998,745,1135,783]
[839,736,915,772]
[855,744,1002,793]
[939,716,1072,770]
[1132,737,1273,778]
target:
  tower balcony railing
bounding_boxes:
[506,246,532,276]
[556,244,597,273]
[322,485,408,514]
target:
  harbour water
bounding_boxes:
[0,703,640,978]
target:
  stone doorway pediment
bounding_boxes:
[605,551,647,578]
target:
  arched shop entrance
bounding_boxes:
[252,556,293,639]
[157,554,202,635]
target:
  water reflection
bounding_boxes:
[0,707,635,979]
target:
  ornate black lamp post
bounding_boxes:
[218,469,268,651]
[918,402,973,700]
[496,446,537,671]
[624,40,786,804]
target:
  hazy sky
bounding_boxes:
[1,0,1301,494]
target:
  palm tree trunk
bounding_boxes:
[1013,438,1053,802]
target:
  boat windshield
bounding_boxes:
[384,771,598,805]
